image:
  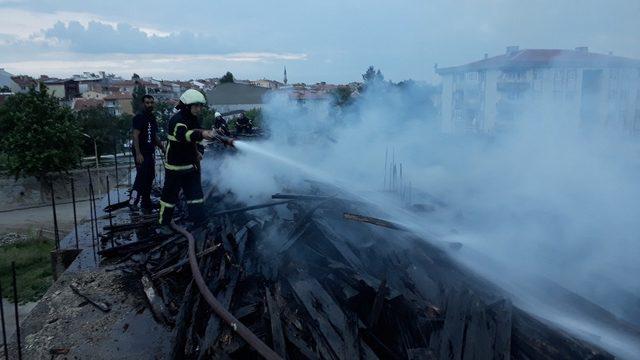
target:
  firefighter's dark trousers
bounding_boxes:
[158,167,205,225]
[132,153,155,208]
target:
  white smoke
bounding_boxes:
[203,81,640,357]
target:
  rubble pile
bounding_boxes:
[100,182,616,359]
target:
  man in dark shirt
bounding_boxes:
[131,95,164,211]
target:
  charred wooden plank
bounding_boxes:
[266,287,287,358]
[288,275,346,358]
[284,323,317,359]
[69,282,111,312]
[279,201,329,253]
[171,281,196,359]
[141,275,172,326]
[97,238,158,257]
[368,279,387,328]
[344,311,360,360]
[361,328,402,360]
[151,244,221,280]
[511,307,614,360]
[210,201,291,217]
[343,212,406,231]
[272,193,336,201]
[103,199,130,212]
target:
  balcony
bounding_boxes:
[497,81,530,92]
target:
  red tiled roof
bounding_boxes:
[73,98,104,111]
[104,93,133,100]
[437,49,640,74]
[11,75,37,88]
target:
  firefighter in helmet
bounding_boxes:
[158,89,216,232]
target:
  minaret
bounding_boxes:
[283,66,288,85]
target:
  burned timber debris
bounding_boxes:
[11,183,639,359]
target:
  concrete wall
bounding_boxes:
[0,166,132,211]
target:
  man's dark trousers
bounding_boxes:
[132,152,155,208]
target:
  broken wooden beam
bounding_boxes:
[103,219,158,233]
[151,244,222,280]
[97,238,159,258]
[69,283,111,312]
[266,287,287,357]
[210,200,291,217]
[368,279,387,328]
[271,193,336,201]
[141,275,172,325]
[103,199,130,213]
[343,212,407,231]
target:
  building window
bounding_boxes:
[453,90,464,109]
[566,69,576,90]
[532,69,541,80]
[609,69,619,80]
[553,70,564,91]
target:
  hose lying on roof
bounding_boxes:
[171,222,283,360]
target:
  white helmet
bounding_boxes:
[214,112,222,117]
[179,89,206,105]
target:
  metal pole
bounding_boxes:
[70,177,79,250]
[49,180,60,250]
[0,281,8,360]
[127,146,132,188]
[11,263,22,360]
[106,176,114,248]
[94,140,99,169]
[88,181,97,263]
[106,176,113,227]
[87,169,100,241]
[113,141,120,202]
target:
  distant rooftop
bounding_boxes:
[437,47,640,74]
[206,82,270,105]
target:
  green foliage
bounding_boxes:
[244,108,263,128]
[220,71,234,83]
[155,100,175,138]
[331,86,354,107]
[201,106,217,129]
[0,87,82,180]
[76,107,127,158]
[362,66,384,84]
[0,235,54,304]
[131,84,147,113]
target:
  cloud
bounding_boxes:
[0,52,307,79]
[42,20,233,54]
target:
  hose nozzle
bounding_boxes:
[214,134,235,148]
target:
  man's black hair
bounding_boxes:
[142,94,155,101]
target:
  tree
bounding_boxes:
[0,86,82,181]
[76,107,123,159]
[331,86,354,107]
[131,83,147,113]
[362,66,384,84]
[220,71,234,84]
[200,106,217,129]
[154,100,175,139]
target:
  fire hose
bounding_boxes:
[170,223,283,360]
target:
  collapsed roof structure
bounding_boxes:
[6,148,640,359]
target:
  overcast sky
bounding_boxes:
[1,0,638,83]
